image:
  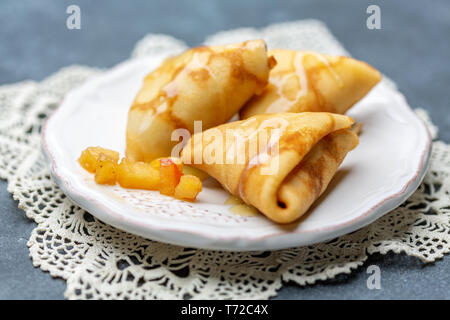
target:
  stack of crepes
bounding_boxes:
[125,39,381,224]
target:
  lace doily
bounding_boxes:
[1,20,449,300]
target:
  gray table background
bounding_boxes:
[0,0,449,299]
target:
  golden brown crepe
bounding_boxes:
[126,40,275,162]
[240,49,381,119]
[181,112,359,224]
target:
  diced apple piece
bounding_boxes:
[78,146,119,173]
[159,158,182,196]
[94,154,118,185]
[150,157,183,171]
[174,175,202,201]
[117,158,159,190]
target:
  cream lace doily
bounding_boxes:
[0,20,449,300]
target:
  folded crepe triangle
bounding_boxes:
[181,112,359,224]
[240,49,381,119]
[126,39,275,162]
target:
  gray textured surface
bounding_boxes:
[0,0,449,299]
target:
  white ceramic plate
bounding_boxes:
[42,55,431,251]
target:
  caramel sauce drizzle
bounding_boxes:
[235,116,289,201]
[235,113,337,205]
[265,52,343,114]
[133,42,269,134]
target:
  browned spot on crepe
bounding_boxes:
[126,40,274,162]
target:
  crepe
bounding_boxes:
[181,112,359,224]
[240,49,381,119]
[126,40,275,162]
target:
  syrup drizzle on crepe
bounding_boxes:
[161,51,215,103]
[236,117,289,200]
[266,52,343,114]
[132,43,264,138]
